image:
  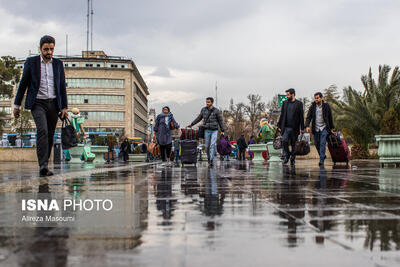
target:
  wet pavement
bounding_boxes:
[0,159,399,267]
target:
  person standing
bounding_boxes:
[236,134,247,160]
[120,137,131,162]
[277,88,304,165]
[305,92,335,166]
[13,35,68,176]
[154,106,181,164]
[248,135,256,160]
[189,97,225,167]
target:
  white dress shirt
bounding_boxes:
[14,55,56,109]
[315,104,326,132]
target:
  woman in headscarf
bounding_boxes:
[153,106,181,163]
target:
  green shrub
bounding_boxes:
[134,145,142,154]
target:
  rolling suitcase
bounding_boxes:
[180,128,199,140]
[328,132,350,165]
[181,140,198,166]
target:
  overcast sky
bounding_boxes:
[1,0,400,125]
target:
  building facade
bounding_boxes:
[12,51,149,139]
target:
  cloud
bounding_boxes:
[150,66,173,78]
[148,90,198,105]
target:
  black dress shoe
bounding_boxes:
[40,168,54,177]
[290,159,295,165]
[283,157,289,165]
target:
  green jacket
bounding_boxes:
[261,124,275,141]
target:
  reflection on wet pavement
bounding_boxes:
[0,160,399,266]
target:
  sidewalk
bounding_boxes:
[0,159,399,266]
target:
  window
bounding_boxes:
[135,99,148,117]
[78,111,124,122]
[0,106,12,114]
[67,94,125,105]
[97,64,101,67]
[135,114,148,128]
[66,78,125,89]
[72,64,76,67]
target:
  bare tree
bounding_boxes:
[223,98,246,140]
[244,94,266,136]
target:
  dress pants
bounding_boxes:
[31,99,59,168]
[282,127,298,160]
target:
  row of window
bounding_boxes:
[134,99,148,117]
[135,114,148,128]
[63,62,128,69]
[68,95,125,105]
[0,106,12,114]
[134,82,148,106]
[79,111,125,121]
[66,78,125,89]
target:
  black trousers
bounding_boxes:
[282,127,298,160]
[160,144,172,162]
[31,99,59,168]
[122,151,129,162]
[238,149,246,160]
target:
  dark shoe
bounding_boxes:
[319,161,324,166]
[283,157,289,165]
[40,167,54,177]
[290,159,295,166]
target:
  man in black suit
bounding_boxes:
[277,88,304,165]
[13,35,68,176]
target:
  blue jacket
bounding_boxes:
[14,55,68,111]
[154,113,180,146]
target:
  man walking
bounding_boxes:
[189,97,225,167]
[305,92,335,166]
[13,35,68,176]
[277,88,304,165]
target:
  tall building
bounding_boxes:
[13,51,149,139]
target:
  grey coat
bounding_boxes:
[154,113,180,146]
[191,107,225,132]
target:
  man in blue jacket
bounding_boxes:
[13,35,68,176]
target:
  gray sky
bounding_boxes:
[1,0,400,126]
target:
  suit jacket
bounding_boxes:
[14,55,68,111]
[277,99,304,135]
[305,101,335,134]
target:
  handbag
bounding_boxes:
[273,129,282,150]
[295,134,310,156]
[61,117,78,149]
[198,108,215,139]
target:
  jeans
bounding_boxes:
[31,99,59,168]
[314,129,328,162]
[282,127,298,160]
[174,150,180,162]
[204,130,218,161]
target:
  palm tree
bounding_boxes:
[333,65,400,157]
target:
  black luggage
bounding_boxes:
[180,128,199,140]
[181,140,198,165]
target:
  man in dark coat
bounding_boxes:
[120,137,131,162]
[305,92,335,166]
[13,35,68,177]
[277,88,304,165]
[236,134,247,160]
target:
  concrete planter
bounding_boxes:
[267,142,282,162]
[128,154,147,162]
[90,146,108,163]
[375,135,400,167]
[69,144,84,164]
[248,144,267,161]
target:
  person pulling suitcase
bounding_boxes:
[188,97,225,167]
[305,92,335,166]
